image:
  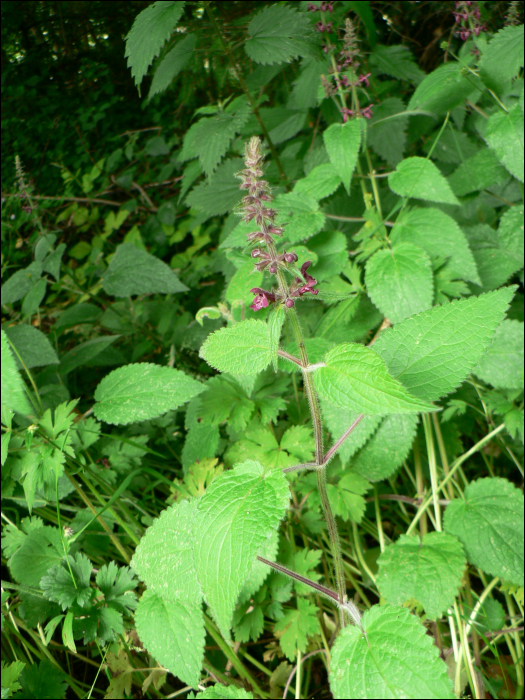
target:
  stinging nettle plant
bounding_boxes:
[1,1,524,699]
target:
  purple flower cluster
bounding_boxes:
[453,1,486,41]
[249,261,319,311]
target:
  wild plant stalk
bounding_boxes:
[235,137,363,628]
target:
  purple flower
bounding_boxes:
[250,288,276,311]
[362,104,374,119]
[290,261,319,298]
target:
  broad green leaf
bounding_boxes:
[464,224,523,291]
[273,192,325,244]
[198,376,255,431]
[93,363,205,425]
[289,57,330,111]
[268,305,285,371]
[102,243,188,297]
[192,460,290,640]
[238,529,279,605]
[274,598,319,662]
[330,604,454,699]
[369,45,424,85]
[408,62,479,115]
[60,336,120,375]
[316,296,360,340]
[479,24,524,91]
[21,278,47,316]
[422,126,478,164]
[277,337,334,373]
[320,398,382,466]
[193,99,251,176]
[352,414,419,482]
[244,4,317,66]
[367,97,408,166]
[474,320,523,389]
[4,325,59,369]
[365,243,433,324]
[323,120,362,195]
[54,303,102,330]
[268,111,307,145]
[498,204,524,263]
[1,330,32,415]
[293,163,342,200]
[376,533,466,619]
[186,158,244,218]
[42,242,66,281]
[444,478,524,586]
[373,287,516,402]
[148,33,196,99]
[200,319,271,375]
[225,261,263,305]
[390,207,480,285]
[182,422,220,470]
[316,344,437,415]
[226,425,314,470]
[448,148,510,196]
[388,156,460,205]
[327,472,371,523]
[135,589,204,689]
[125,2,185,87]
[1,261,42,305]
[484,104,524,183]
[307,230,347,282]
[131,499,202,604]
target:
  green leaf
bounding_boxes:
[274,598,319,662]
[102,243,188,297]
[327,472,371,523]
[192,460,290,640]
[186,158,244,218]
[474,320,523,389]
[329,604,454,699]
[226,425,314,470]
[315,343,437,415]
[273,192,325,244]
[390,207,480,285]
[373,287,517,402]
[182,422,220,470]
[479,25,524,90]
[321,398,382,466]
[225,261,263,305]
[316,296,360,340]
[352,414,419,482]
[268,305,285,371]
[307,231,348,282]
[1,330,32,415]
[498,204,524,264]
[3,325,59,369]
[293,163,342,200]
[148,33,196,99]
[1,261,42,305]
[278,337,333,373]
[484,104,524,183]
[388,156,460,205]
[21,278,47,316]
[60,336,120,375]
[463,225,523,291]
[448,147,510,196]
[369,45,424,85]
[198,376,255,431]
[194,100,251,177]
[125,2,186,88]
[54,303,102,330]
[135,589,204,689]
[367,97,409,167]
[323,120,362,195]
[408,62,479,115]
[200,320,271,375]
[93,363,205,425]
[422,126,478,164]
[376,533,466,620]
[365,243,433,324]
[42,242,66,281]
[245,5,317,66]
[444,478,524,586]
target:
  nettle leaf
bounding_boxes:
[186,158,244,218]
[388,156,460,205]
[422,126,478,164]
[307,230,348,282]
[102,243,188,296]
[315,344,437,415]
[182,423,220,471]
[268,305,285,371]
[408,61,479,115]
[323,120,362,194]
[484,104,524,183]
[94,363,205,425]
[293,163,342,200]
[1,330,32,416]
[329,604,454,699]
[445,478,524,586]
[134,589,204,689]
[198,376,255,431]
[498,204,524,264]
[4,324,59,370]
[316,296,360,340]
[321,398,382,466]
[278,337,334,373]
[463,224,523,292]
[200,320,271,375]
[273,192,325,244]
[448,147,510,197]
[245,4,317,66]
[474,320,524,390]
[194,99,251,177]
[327,472,371,523]
[125,2,186,88]
[390,207,480,285]
[374,287,516,402]
[226,424,314,469]
[369,44,424,84]
[351,414,419,482]
[60,336,120,375]
[192,460,290,640]
[1,261,42,305]
[365,243,433,324]
[376,532,466,620]
[148,32,196,100]
[367,97,408,167]
[225,261,263,305]
[274,598,319,662]
[479,24,524,90]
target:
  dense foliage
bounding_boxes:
[1,2,524,698]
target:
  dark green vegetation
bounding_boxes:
[1,2,523,699]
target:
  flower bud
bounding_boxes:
[251,249,262,258]
[269,263,278,274]
[285,298,295,308]
[284,252,298,263]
